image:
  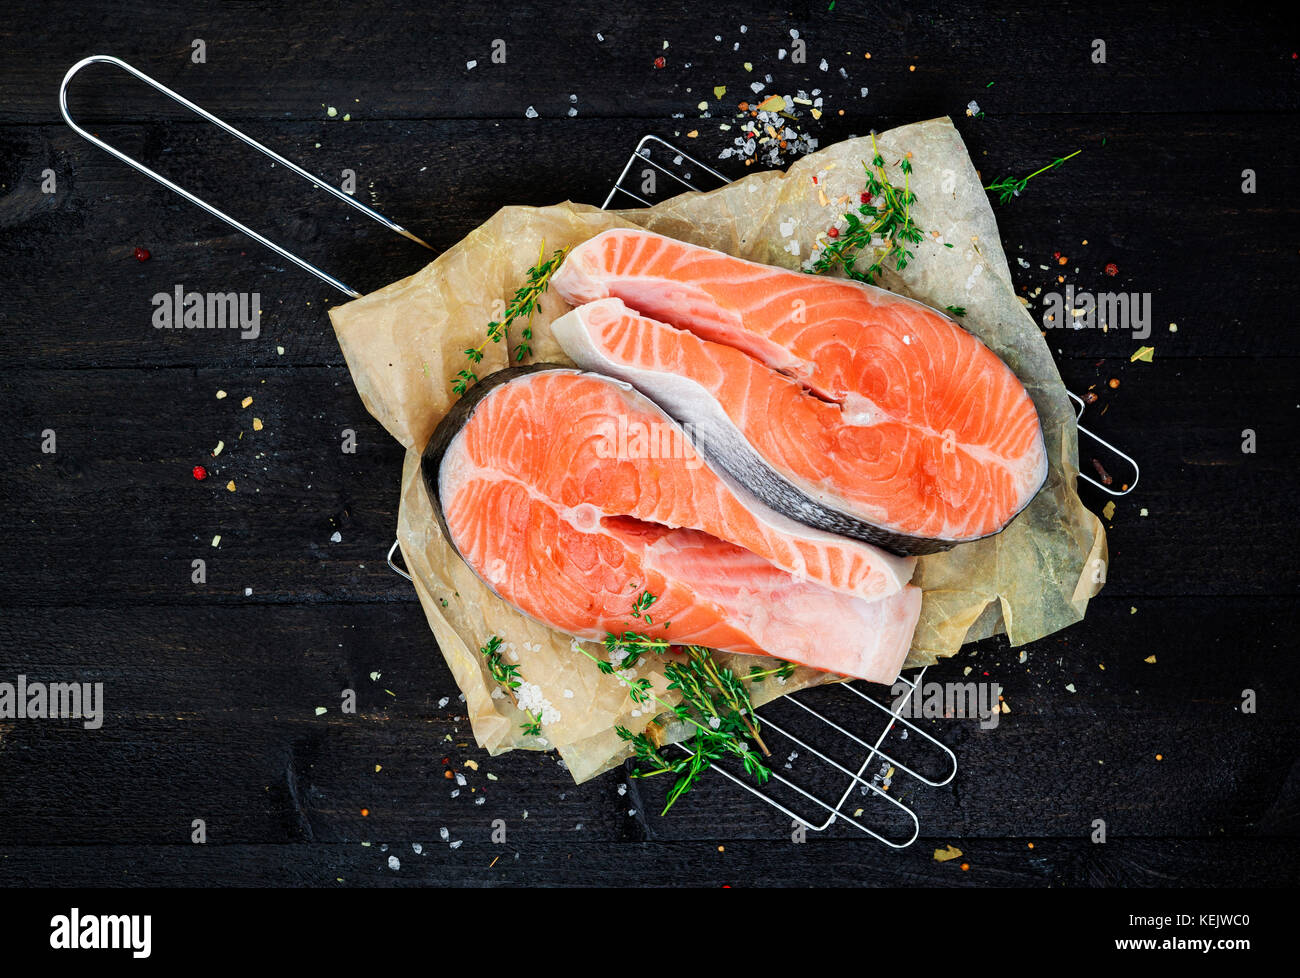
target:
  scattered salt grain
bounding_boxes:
[524,106,538,119]
[466,60,477,70]
[330,531,342,543]
[388,855,400,870]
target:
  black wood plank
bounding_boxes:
[2,358,1293,608]
[2,0,1297,889]
[0,597,1294,850]
[3,2,1296,124]
[3,113,1295,372]
[0,837,1295,887]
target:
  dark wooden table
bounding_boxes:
[1,1,1296,887]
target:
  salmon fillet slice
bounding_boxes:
[551,229,1049,555]
[423,367,921,683]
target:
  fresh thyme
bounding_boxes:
[479,635,546,737]
[807,132,925,284]
[747,662,797,684]
[569,587,777,814]
[615,646,773,814]
[984,149,1082,204]
[944,305,967,317]
[453,242,570,394]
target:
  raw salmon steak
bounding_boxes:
[551,229,1049,555]
[423,366,921,684]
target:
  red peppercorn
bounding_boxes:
[134,247,151,262]
[1104,262,1119,276]
[653,56,665,68]
[860,192,871,203]
[827,227,840,238]
[192,465,208,480]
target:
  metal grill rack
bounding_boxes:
[604,136,957,845]
[60,56,1133,847]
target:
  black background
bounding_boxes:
[0,1,1296,887]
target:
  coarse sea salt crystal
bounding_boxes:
[466,60,477,70]
[819,58,828,71]
[388,856,400,870]
[524,106,538,119]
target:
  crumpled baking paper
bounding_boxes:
[328,116,1106,783]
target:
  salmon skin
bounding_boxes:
[422,366,921,684]
[551,229,1049,556]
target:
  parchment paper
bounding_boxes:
[329,116,1107,783]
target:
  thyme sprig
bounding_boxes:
[479,635,546,737]
[571,587,778,814]
[453,241,570,394]
[984,149,1082,204]
[807,132,925,284]
[615,646,773,814]
[747,662,797,684]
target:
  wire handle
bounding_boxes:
[1068,391,1141,496]
[59,54,432,299]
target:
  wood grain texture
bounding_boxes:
[0,0,1296,887]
